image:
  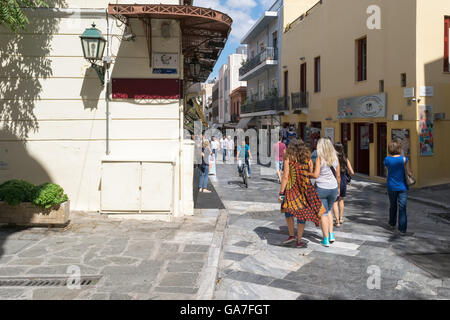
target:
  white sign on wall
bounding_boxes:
[420,86,434,97]
[404,88,415,98]
[324,128,335,144]
[153,53,179,74]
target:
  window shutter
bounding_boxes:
[445,17,450,72]
[357,40,362,81]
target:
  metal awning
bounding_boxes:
[236,117,253,129]
[108,4,232,83]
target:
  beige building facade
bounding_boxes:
[0,0,231,218]
[281,0,450,188]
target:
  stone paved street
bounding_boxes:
[1,162,449,300]
[211,163,450,300]
[0,209,221,300]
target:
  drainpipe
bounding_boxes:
[105,10,111,155]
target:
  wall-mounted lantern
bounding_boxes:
[80,23,108,85]
[189,55,201,79]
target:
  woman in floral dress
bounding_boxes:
[279,139,326,248]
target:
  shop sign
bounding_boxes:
[419,105,434,156]
[420,86,434,97]
[338,93,386,119]
[392,129,411,159]
[324,128,335,143]
[403,88,415,98]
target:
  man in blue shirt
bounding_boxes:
[236,140,253,178]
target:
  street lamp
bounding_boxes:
[189,55,201,79]
[80,23,107,85]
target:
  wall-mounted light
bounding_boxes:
[80,23,108,85]
[300,57,305,61]
[392,114,403,121]
[407,97,421,106]
[122,25,136,41]
[189,55,201,79]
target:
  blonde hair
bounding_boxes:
[202,139,210,148]
[317,138,338,166]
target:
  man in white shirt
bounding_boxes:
[220,135,227,162]
[226,136,234,163]
[211,136,219,157]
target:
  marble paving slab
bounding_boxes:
[214,278,300,300]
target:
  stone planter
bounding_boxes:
[0,200,70,227]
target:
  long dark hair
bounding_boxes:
[284,139,310,164]
[334,142,348,172]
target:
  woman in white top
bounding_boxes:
[310,138,341,247]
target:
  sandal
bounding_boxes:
[202,189,212,193]
[340,219,344,224]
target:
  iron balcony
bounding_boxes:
[241,96,289,115]
[239,47,278,80]
[291,92,309,113]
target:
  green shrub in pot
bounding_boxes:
[32,183,68,209]
[0,179,35,206]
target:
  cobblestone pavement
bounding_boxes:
[211,163,450,300]
[0,209,221,300]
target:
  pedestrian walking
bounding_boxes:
[226,136,234,163]
[220,135,227,162]
[310,138,341,247]
[384,140,413,235]
[199,140,212,193]
[279,139,326,248]
[211,136,219,156]
[332,142,354,227]
[273,136,287,183]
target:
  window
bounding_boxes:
[284,71,289,99]
[379,80,384,92]
[314,57,321,92]
[445,17,450,72]
[401,73,407,87]
[300,63,307,93]
[272,31,278,49]
[357,37,367,81]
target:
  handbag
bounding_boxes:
[403,157,416,186]
[345,171,352,184]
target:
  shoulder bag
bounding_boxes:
[403,157,416,186]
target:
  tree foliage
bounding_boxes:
[0,0,49,32]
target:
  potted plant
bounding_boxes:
[0,180,70,227]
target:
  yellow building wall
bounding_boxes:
[281,0,450,187]
[415,0,450,187]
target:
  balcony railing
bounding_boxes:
[291,92,308,112]
[239,47,278,77]
[241,96,289,114]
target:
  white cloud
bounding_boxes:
[195,0,256,43]
[259,0,276,10]
[226,0,257,8]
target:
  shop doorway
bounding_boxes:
[354,123,370,175]
[377,123,387,177]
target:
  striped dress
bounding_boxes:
[281,160,326,227]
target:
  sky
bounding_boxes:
[193,0,276,82]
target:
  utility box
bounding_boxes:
[101,159,175,214]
